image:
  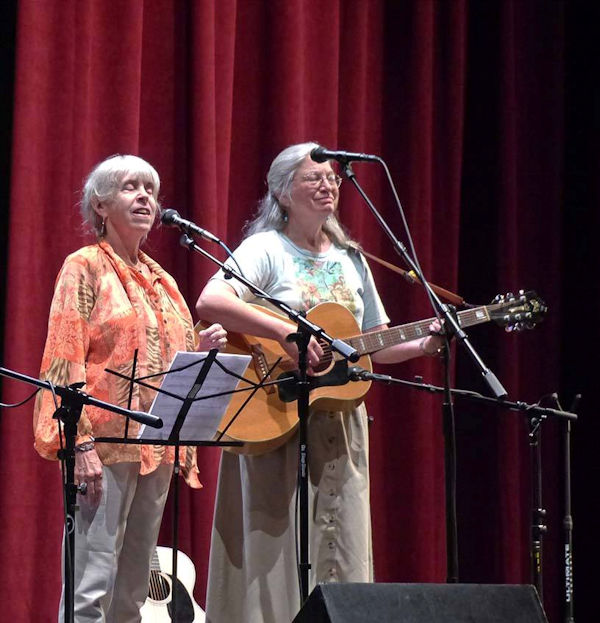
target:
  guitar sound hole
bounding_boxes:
[148,570,170,601]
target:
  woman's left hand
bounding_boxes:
[421,318,447,356]
[197,323,228,351]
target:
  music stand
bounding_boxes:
[97,346,301,619]
[2,347,297,621]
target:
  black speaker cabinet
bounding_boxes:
[293,583,548,623]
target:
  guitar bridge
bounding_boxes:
[251,344,276,394]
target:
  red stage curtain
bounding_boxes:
[0,1,569,621]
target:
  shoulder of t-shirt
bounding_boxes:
[330,243,368,274]
[242,230,282,245]
[239,230,287,256]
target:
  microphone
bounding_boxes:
[128,410,163,429]
[310,146,380,164]
[348,366,392,383]
[161,209,220,243]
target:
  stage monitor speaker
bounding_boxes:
[293,583,548,623]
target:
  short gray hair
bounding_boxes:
[244,142,358,250]
[80,154,161,237]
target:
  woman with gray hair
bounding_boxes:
[196,142,443,623]
[34,154,226,621]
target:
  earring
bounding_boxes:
[100,218,106,237]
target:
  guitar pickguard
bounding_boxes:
[276,360,353,403]
[141,546,205,622]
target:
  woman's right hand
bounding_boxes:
[276,323,324,373]
[197,280,324,372]
[75,447,103,505]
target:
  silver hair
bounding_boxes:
[80,154,161,237]
[244,142,359,250]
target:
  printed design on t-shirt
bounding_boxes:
[293,257,356,312]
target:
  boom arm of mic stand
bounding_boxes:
[340,162,507,399]
[356,370,578,422]
[0,367,163,428]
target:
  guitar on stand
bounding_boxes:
[140,546,205,622]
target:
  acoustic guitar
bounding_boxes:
[140,545,205,622]
[200,291,546,455]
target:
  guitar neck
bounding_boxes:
[348,304,493,355]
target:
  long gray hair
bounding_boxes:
[244,142,358,250]
[80,154,161,238]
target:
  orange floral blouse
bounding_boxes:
[33,241,201,488]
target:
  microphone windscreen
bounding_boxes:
[160,208,179,225]
[310,147,328,163]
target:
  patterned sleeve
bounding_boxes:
[33,255,96,460]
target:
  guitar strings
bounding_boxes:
[148,551,170,601]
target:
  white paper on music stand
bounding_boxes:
[138,351,251,441]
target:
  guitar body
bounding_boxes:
[140,546,205,622]
[207,302,372,456]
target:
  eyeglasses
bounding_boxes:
[300,172,343,188]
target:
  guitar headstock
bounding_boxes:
[489,290,547,331]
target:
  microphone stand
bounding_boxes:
[349,366,577,603]
[339,158,507,583]
[559,394,580,623]
[177,234,359,603]
[529,411,546,599]
[167,347,217,621]
[438,342,460,581]
[0,366,163,623]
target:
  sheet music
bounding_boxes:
[138,351,251,441]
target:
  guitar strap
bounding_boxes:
[360,248,467,307]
